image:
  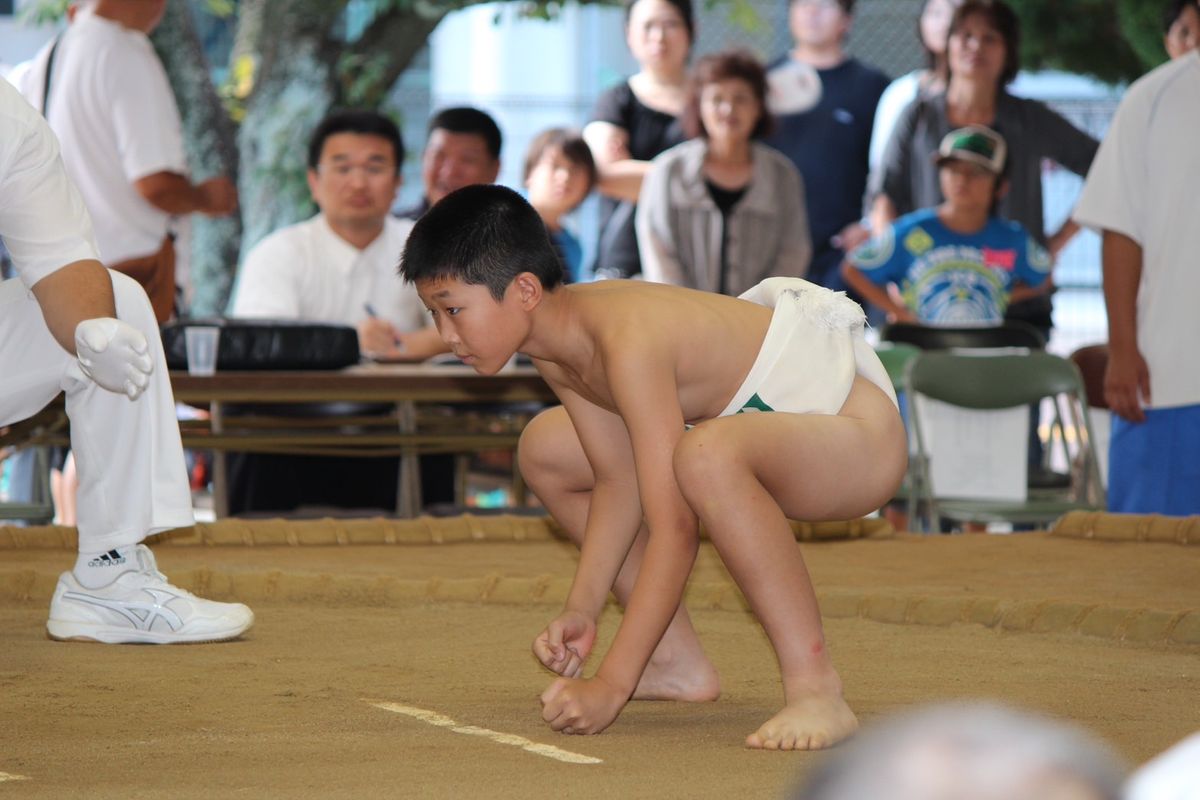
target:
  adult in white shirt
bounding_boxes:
[19,0,237,321]
[226,111,444,516]
[230,110,444,361]
[1073,50,1200,516]
[0,79,252,644]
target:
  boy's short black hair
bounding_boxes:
[400,185,564,300]
[307,110,404,173]
[427,107,503,161]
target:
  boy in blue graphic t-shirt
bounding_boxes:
[842,126,1051,326]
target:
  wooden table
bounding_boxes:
[170,362,556,518]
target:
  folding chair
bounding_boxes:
[882,321,1069,491]
[905,350,1105,532]
[874,342,921,393]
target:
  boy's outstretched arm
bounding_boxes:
[541,350,699,734]
[533,384,646,676]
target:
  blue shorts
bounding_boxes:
[1108,403,1200,516]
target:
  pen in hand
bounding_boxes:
[362,303,404,351]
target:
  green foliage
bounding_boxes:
[203,0,237,17]
[19,0,69,26]
[725,0,763,33]
[1008,0,1167,85]
[1116,0,1172,72]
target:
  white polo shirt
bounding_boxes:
[0,79,98,288]
[1074,51,1200,409]
[229,214,426,333]
[20,8,187,265]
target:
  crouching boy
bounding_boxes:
[400,185,906,750]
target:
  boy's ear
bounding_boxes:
[512,272,544,310]
[995,177,1011,200]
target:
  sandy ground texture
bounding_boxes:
[1,514,1198,799]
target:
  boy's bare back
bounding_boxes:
[532,280,774,422]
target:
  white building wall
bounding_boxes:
[430,1,632,191]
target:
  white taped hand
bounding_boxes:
[74,318,154,400]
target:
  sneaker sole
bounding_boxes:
[46,616,254,645]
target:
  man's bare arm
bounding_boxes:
[30,259,115,355]
[134,172,237,217]
[1102,230,1150,421]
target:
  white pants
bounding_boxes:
[0,270,193,552]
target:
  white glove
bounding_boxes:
[74,318,154,400]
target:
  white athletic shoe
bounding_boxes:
[46,545,254,644]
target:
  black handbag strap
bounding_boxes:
[41,35,61,116]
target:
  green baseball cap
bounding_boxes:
[934,125,1007,175]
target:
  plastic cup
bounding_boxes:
[184,326,220,376]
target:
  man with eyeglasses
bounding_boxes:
[230,110,443,361]
[226,110,445,516]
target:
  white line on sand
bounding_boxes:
[366,701,603,765]
[0,772,29,782]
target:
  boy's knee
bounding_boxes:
[673,423,736,501]
[517,407,568,483]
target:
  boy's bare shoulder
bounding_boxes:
[569,281,753,347]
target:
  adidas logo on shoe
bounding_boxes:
[86,549,127,569]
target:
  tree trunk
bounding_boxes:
[235,0,344,257]
[151,2,242,316]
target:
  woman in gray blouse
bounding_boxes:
[869,0,1098,332]
[636,50,812,297]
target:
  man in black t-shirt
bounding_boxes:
[766,0,889,294]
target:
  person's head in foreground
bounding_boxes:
[1163,0,1200,59]
[1124,731,1200,800]
[790,702,1127,800]
[399,185,563,374]
[934,124,1008,217]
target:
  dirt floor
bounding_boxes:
[1,516,1198,799]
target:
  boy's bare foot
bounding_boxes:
[632,636,721,702]
[745,692,858,750]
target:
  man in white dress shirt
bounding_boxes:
[227,110,445,514]
[0,79,252,644]
[230,110,443,360]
